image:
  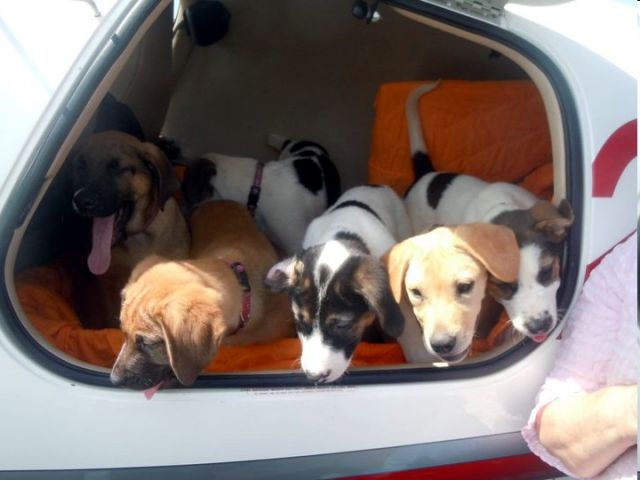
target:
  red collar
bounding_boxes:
[220,259,251,332]
[246,162,265,217]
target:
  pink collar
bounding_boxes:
[219,259,251,332]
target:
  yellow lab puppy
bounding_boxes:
[110,201,294,392]
[384,224,519,364]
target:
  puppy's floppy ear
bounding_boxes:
[353,257,404,337]
[138,142,180,211]
[530,199,575,243]
[264,257,296,292]
[182,158,217,208]
[159,300,222,386]
[382,241,416,304]
[453,223,520,283]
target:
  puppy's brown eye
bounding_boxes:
[409,288,423,300]
[456,281,474,295]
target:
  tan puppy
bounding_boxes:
[384,224,519,364]
[71,131,189,328]
[110,201,295,391]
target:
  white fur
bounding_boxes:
[405,174,538,232]
[406,80,441,157]
[316,240,350,277]
[197,150,330,256]
[303,185,411,257]
[299,328,350,383]
[504,244,560,335]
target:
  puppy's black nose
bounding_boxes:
[527,312,552,335]
[430,335,456,355]
[72,192,97,213]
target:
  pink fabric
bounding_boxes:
[521,232,639,479]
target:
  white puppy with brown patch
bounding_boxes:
[403,82,574,342]
[384,224,520,363]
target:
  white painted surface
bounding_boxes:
[0,0,636,472]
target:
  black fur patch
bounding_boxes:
[182,158,217,207]
[94,93,145,141]
[317,154,341,206]
[334,231,370,255]
[427,173,458,209]
[412,151,434,180]
[316,256,370,358]
[331,200,383,224]
[293,158,323,194]
[317,265,330,287]
[403,152,434,198]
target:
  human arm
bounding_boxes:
[538,384,637,478]
[521,232,639,478]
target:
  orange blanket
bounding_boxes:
[15,80,553,370]
[368,80,552,197]
[15,260,407,370]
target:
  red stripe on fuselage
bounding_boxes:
[592,120,637,197]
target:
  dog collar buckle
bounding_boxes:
[246,162,265,217]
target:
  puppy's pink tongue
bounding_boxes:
[532,334,547,343]
[88,215,115,275]
[144,383,163,400]
[144,379,171,400]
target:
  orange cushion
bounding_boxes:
[368,80,552,196]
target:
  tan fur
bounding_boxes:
[114,201,295,386]
[385,224,519,362]
[73,131,189,328]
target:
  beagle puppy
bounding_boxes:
[384,224,520,364]
[403,82,574,342]
[110,201,294,393]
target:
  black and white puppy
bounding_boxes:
[264,185,409,383]
[403,82,574,342]
[181,134,341,255]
